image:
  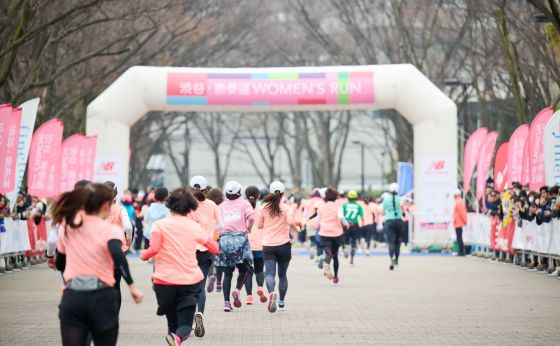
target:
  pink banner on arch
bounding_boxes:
[528,107,554,191]
[27,119,64,198]
[463,127,487,194]
[476,131,499,201]
[59,135,97,192]
[507,124,529,185]
[0,108,22,193]
[494,142,509,192]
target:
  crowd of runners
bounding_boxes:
[44,177,412,345]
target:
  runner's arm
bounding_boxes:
[108,239,133,285]
[140,232,162,260]
[120,208,133,240]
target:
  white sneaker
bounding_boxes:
[194,312,205,337]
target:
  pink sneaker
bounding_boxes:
[333,276,339,285]
[165,333,181,346]
[232,289,242,308]
[268,292,278,313]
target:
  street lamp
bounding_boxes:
[352,140,365,193]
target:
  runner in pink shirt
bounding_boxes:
[215,181,254,312]
[53,184,143,346]
[141,188,219,345]
[316,188,349,284]
[255,181,299,313]
[187,176,222,338]
[244,185,268,305]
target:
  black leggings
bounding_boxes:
[384,219,404,260]
[345,225,361,259]
[265,259,290,301]
[61,324,118,346]
[245,256,264,295]
[322,236,342,277]
[222,263,249,301]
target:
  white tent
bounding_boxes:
[87,64,457,245]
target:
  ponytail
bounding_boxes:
[263,192,283,217]
[245,185,260,209]
[188,186,207,202]
[51,184,114,229]
[392,192,397,216]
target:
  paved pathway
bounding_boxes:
[1,254,559,345]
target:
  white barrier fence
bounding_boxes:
[464,213,560,256]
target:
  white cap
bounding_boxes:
[189,176,208,190]
[270,181,285,194]
[225,181,242,195]
[319,187,327,198]
[453,189,462,196]
[389,183,399,193]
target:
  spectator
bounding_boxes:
[452,189,467,256]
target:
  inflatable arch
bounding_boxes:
[86,64,457,245]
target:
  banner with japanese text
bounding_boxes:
[507,124,528,185]
[528,107,553,191]
[27,119,64,198]
[0,107,21,193]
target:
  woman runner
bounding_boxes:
[187,176,221,337]
[317,188,349,284]
[140,188,219,345]
[215,181,254,311]
[53,183,143,346]
[341,190,364,266]
[244,185,268,304]
[256,181,299,313]
[381,183,405,270]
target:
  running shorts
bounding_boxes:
[263,241,292,262]
[58,287,118,332]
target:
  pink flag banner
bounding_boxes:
[59,134,97,192]
[0,108,22,193]
[476,131,499,201]
[27,119,64,198]
[463,127,487,194]
[494,142,509,192]
[80,136,97,182]
[507,124,529,185]
[0,105,12,169]
[59,134,83,193]
[521,138,530,186]
[528,107,554,191]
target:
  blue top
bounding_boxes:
[381,194,402,222]
[144,203,170,239]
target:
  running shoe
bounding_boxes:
[268,292,278,313]
[277,300,286,311]
[194,312,205,338]
[317,259,323,269]
[323,263,334,280]
[216,283,222,293]
[257,287,268,303]
[206,274,217,293]
[246,295,254,305]
[165,333,181,346]
[232,289,242,308]
[390,258,396,271]
[333,276,339,285]
[224,301,232,312]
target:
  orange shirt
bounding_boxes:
[358,201,373,226]
[453,198,468,228]
[57,215,123,287]
[188,199,220,252]
[290,203,305,227]
[256,203,294,247]
[248,206,263,251]
[305,197,323,228]
[150,215,209,285]
[317,201,344,237]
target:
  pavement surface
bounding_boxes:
[1,253,559,345]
